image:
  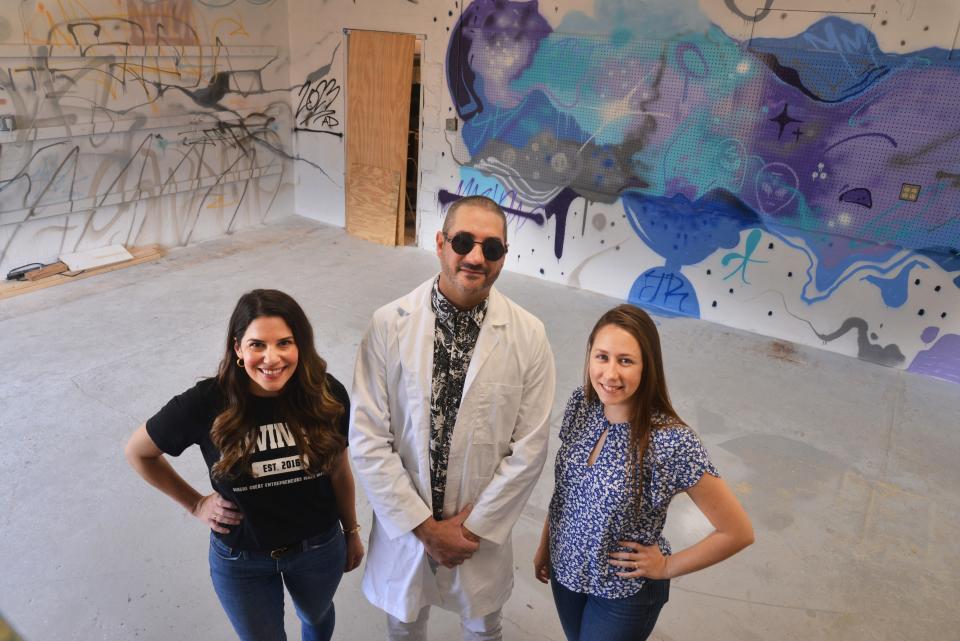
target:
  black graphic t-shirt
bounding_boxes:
[146,375,349,551]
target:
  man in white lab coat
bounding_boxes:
[350,196,556,640]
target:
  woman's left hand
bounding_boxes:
[608,540,669,579]
[344,532,365,572]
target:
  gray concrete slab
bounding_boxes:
[1,215,957,641]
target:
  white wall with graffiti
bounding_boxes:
[289,0,960,384]
[286,24,345,228]
[0,0,296,278]
[2,0,957,384]
[286,2,449,229]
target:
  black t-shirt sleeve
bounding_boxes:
[146,379,220,456]
[325,373,350,442]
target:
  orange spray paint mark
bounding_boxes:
[206,195,238,209]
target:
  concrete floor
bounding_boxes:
[1,216,957,641]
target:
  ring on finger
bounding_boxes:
[634,561,639,570]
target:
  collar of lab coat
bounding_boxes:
[397,276,507,406]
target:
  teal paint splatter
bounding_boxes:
[722,229,768,284]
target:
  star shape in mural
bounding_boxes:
[769,104,802,141]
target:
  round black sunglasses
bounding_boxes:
[443,231,508,261]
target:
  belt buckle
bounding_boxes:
[269,545,294,560]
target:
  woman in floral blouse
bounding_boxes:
[534,304,754,641]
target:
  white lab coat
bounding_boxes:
[349,278,556,622]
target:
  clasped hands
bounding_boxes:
[414,505,480,569]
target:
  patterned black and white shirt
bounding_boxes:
[428,277,487,521]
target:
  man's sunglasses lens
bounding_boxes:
[450,232,506,261]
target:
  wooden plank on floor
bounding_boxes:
[0,245,164,300]
[24,262,68,280]
[346,163,401,246]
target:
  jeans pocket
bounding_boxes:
[210,535,243,561]
[615,578,669,609]
[640,578,670,606]
[304,525,343,552]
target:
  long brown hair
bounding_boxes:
[210,289,345,479]
[583,304,684,482]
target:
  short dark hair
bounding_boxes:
[442,195,508,242]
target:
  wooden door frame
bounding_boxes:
[342,28,426,246]
[409,37,425,247]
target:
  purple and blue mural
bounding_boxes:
[441,0,960,382]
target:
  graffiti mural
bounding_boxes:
[443,0,960,383]
[0,0,295,277]
[295,42,343,137]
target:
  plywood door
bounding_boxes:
[346,30,415,246]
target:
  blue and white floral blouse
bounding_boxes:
[549,387,719,598]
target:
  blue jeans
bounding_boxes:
[208,525,346,641]
[550,573,670,641]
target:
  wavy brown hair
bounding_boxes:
[210,289,345,479]
[584,304,684,484]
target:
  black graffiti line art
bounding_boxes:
[815,317,906,366]
[295,42,343,136]
[36,22,291,123]
[306,42,340,83]
[724,0,774,22]
[769,103,802,141]
[0,13,339,271]
[439,186,580,259]
[0,118,286,264]
[753,51,890,103]
[294,77,342,136]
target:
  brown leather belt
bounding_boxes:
[269,543,300,560]
[265,527,338,559]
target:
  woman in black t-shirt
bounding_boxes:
[125,289,363,641]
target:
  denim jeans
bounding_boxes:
[208,525,346,641]
[550,573,670,641]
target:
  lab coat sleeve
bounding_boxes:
[349,316,432,539]
[463,325,555,545]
